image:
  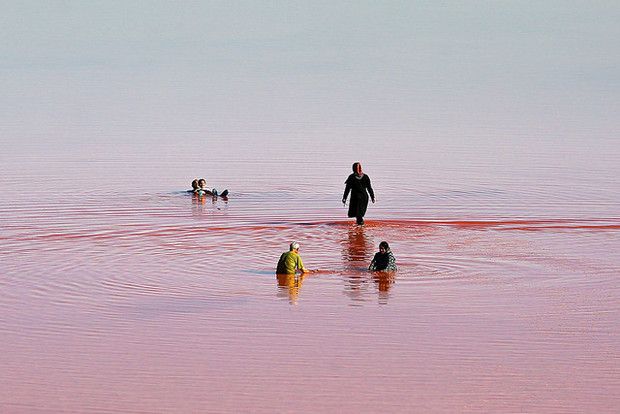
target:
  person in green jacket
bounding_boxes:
[276,242,311,274]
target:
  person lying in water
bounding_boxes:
[276,242,314,274]
[369,241,397,271]
[197,178,215,196]
[188,178,200,193]
[188,178,228,197]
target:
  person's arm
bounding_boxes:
[387,252,397,271]
[296,255,313,273]
[366,176,376,203]
[342,176,351,203]
[369,253,378,270]
[296,255,308,273]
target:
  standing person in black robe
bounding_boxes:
[342,162,375,225]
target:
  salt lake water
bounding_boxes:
[1,2,620,413]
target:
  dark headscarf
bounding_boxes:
[352,162,363,178]
[370,241,393,271]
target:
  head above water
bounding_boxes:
[290,242,300,251]
[352,162,362,176]
[198,178,206,188]
[379,241,390,252]
[191,179,199,190]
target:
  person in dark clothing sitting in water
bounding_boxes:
[342,162,375,225]
[369,241,397,271]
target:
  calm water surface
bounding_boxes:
[2,2,620,411]
[1,128,619,413]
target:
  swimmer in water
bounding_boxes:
[369,241,397,271]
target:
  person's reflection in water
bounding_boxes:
[341,226,373,267]
[341,225,373,303]
[276,272,306,305]
[372,271,395,305]
[190,189,228,217]
[191,192,207,215]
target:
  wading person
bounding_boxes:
[342,162,375,225]
[276,242,311,274]
[369,241,397,271]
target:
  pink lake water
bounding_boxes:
[2,115,619,412]
[2,1,620,404]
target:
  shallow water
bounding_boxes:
[2,127,619,412]
[2,2,620,409]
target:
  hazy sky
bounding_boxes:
[1,1,619,154]
[2,1,618,81]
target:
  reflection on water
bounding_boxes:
[372,271,396,305]
[1,143,619,412]
[276,272,306,305]
[2,2,619,407]
[190,192,229,216]
[341,225,373,267]
[341,225,376,304]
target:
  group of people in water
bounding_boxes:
[189,161,396,274]
[188,178,228,198]
[276,161,396,274]
[276,239,397,275]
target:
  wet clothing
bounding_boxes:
[276,251,305,274]
[369,251,397,271]
[343,173,375,223]
[188,188,228,197]
[188,188,213,195]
